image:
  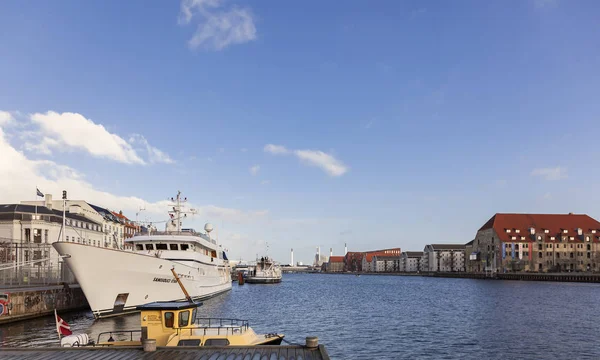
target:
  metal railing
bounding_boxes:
[0,244,77,287]
[172,317,250,336]
[97,330,142,344]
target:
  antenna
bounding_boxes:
[168,191,195,233]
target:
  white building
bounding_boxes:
[401,251,422,272]
[372,255,400,272]
[423,244,466,272]
[23,195,130,249]
[0,203,103,266]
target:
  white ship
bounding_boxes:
[53,192,232,319]
[246,256,282,284]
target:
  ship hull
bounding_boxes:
[245,277,282,284]
[53,242,231,318]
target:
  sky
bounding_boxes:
[1,0,600,264]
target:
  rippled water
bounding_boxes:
[2,274,600,359]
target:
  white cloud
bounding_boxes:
[250,165,260,175]
[260,180,270,185]
[0,111,14,126]
[531,167,567,181]
[294,150,348,177]
[179,0,257,51]
[264,143,348,177]
[129,134,174,164]
[263,144,289,155]
[29,111,145,164]
[0,125,267,228]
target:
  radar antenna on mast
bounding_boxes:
[167,191,197,233]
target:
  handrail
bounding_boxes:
[97,330,141,344]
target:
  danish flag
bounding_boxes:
[55,309,72,337]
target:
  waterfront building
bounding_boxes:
[326,256,345,272]
[465,239,476,272]
[470,213,600,273]
[344,251,364,272]
[422,244,466,272]
[361,248,401,272]
[400,251,423,272]
[0,203,103,267]
[371,255,400,272]
[89,204,125,249]
[112,210,137,249]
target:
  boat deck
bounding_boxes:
[0,345,330,360]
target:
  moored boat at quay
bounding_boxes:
[53,192,232,319]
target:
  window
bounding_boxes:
[557,253,560,259]
[537,236,541,240]
[164,312,174,328]
[177,339,200,346]
[44,230,49,243]
[179,310,190,327]
[538,252,543,258]
[135,244,143,250]
[544,229,549,234]
[588,252,591,259]
[538,244,542,250]
[77,237,80,243]
[204,339,230,346]
[156,243,168,250]
[570,252,574,258]
[586,236,590,242]
[170,244,179,251]
[145,244,154,250]
[587,244,591,251]
[180,244,189,251]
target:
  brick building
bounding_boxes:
[470,213,600,273]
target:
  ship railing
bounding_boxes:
[96,330,142,344]
[173,317,250,336]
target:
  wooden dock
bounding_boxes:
[0,345,330,360]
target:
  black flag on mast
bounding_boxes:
[36,188,44,198]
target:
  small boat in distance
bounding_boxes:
[246,256,282,284]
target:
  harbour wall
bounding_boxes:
[317,271,600,283]
[0,284,88,324]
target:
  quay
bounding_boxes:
[0,343,331,360]
[0,284,88,325]
[317,271,600,283]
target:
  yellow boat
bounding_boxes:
[93,300,284,347]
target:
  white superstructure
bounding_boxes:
[53,191,232,318]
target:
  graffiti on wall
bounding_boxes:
[0,294,11,316]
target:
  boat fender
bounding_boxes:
[60,333,90,347]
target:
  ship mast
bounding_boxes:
[168,191,196,233]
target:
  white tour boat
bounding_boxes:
[246,256,282,284]
[53,192,232,318]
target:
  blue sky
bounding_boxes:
[1,0,600,263]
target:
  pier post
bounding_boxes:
[142,339,157,352]
[306,336,319,348]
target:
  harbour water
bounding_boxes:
[1,273,600,359]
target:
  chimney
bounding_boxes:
[291,248,294,267]
[344,243,347,255]
[45,194,53,210]
[119,210,123,215]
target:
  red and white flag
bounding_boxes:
[55,309,72,337]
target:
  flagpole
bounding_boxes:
[55,309,61,344]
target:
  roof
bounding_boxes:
[0,204,100,225]
[479,213,600,243]
[373,255,400,260]
[429,244,466,251]
[89,203,120,223]
[136,301,202,311]
[465,239,475,246]
[403,251,423,258]
[329,256,345,263]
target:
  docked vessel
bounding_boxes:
[246,256,282,284]
[53,192,232,318]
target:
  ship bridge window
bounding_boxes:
[145,244,154,250]
[179,310,190,327]
[170,244,179,251]
[156,243,168,250]
[164,312,174,328]
[180,244,189,251]
[135,244,143,251]
[204,339,230,346]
